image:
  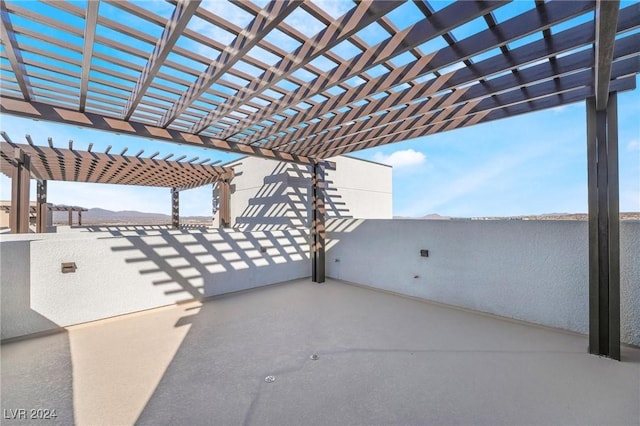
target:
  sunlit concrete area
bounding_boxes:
[2,279,639,425]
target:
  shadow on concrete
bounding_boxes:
[1,332,76,424]
[0,241,63,339]
[234,162,351,231]
[1,240,75,424]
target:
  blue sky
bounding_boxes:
[361,82,640,217]
[0,1,638,217]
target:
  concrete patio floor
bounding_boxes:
[2,278,639,425]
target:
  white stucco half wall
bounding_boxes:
[326,219,640,346]
[1,228,310,340]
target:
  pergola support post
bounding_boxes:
[36,179,47,233]
[78,210,82,226]
[10,148,31,234]
[219,175,231,229]
[171,188,180,230]
[68,210,73,226]
[586,93,620,360]
[311,162,325,283]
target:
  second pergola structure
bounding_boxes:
[0,134,235,232]
[0,204,88,230]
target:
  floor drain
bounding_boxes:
[264,375,276,383]
[310,354,319,360]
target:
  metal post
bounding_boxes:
[586,93,620,360]
[219,175,231,228]
[311,162,325,283]
[36,180,47,233]
[171,188,179,230]
[9,148,31,233]
[212,184,217,228]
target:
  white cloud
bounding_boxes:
[372,149,426,169]
[628,139,640,152]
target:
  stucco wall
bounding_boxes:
[1,228,310,340]
[215,155,392,230]
[326,219,640,346]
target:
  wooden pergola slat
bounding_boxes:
[594,0,621,110]
[0,140,233,189]
[0,97,324,165]
[322,75,637,158]
[0,0,33,101]
[188,0,403,134]
[217,0,506,141]
[79,0,99,112]
[302,47,640,157]
[122,0,201,120]
[259,0,598,151]
[159,0,303,128]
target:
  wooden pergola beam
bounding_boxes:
[0,0,33,101]
[9,147,31,234]
[189,0,403,134]
[217,0,505,141]
[159,0,303,128]
[594,0,620,111]
[302,49,640,157]
[322,75,636,158]
[79,0,100,112]
[311,161,325,283]
[283,21,619,155]
[36,179,47,233]
[122,0,201,120]
[587,93,620,360]
[0,140,234,189]
[218,175,231,229]
[0,98,324,165]
[258,0,598,150]
[16,0,292,123]
[171,188,179,230]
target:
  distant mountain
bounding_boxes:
[393,212,639,221]
[422,213,451,220]
[393,213,451,220]
[86,208,170,220]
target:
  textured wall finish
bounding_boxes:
[1,228,310,340]
[326,219,640,346]
[214,155,392,230]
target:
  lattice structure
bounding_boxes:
[0,0,637,162]
[0,133,233,189]
[0,205,88,213]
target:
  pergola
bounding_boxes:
[1,0,638,359]
[0,134,234,232]
[0,203,88,228]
